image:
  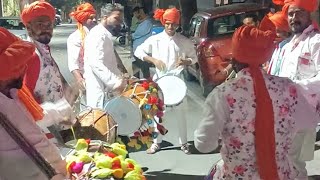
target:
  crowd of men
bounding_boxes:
[0,0,319,179]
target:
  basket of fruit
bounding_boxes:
[65,139,146,180]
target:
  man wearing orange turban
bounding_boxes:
[273,0,320,178]
[0,27,71,179]
[68,3,96,104]
[194,25,319,180]
[21,1,75,144]
[135,8,197,154]
[268,11,292,75]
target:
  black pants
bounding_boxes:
[132,56,154,79]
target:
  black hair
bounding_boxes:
[132,6,147,14]
[244,14,259,23]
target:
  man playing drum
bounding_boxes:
[84,3,127,109]
[134,7,197,154]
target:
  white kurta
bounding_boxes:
[194,69,319,179]
[276,25,320,177]
[0,89,66,180]
[67,27,89,74]
[134,31,198,145]
[84,24,123,109]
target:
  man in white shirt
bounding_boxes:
[68,3,96,91]
[84,3,126,109]
[134,8,197,154]
[275,0,320,178]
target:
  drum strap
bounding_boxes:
[0,112,57,179]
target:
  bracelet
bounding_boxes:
[223,68,228,76]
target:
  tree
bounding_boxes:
[178,0,197,33]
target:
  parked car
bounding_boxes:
[0,17,28,40]
[184,3,269,96]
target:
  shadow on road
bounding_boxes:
[309,175,320,180]
[145,169,205,180]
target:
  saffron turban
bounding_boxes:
[273,0,285,5]
[232,25,279,180]
[0,27,35,80]
[154,8,180,25]
[69,3,96,24]
[21,0,56,25]
[0,27,44,120]
[269,11,290,32]
[283,0,319,13]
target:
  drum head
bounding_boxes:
[104,96,142,136]
[156,75,187,106]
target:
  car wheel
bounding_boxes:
[199,73,215,97]
[182,69,196,81]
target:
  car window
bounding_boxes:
[0,19,25,30]
[189,17,203,38]
[207,9,267,38]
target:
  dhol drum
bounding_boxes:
[70,108,118,144]
[155,74,187,106]
[104,78,168,151]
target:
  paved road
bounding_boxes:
[51,24,320,180]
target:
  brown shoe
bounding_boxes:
[181,143,191,154]
[146,143,160,154]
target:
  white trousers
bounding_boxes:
[153,97,188,145]
[289,129,316,179]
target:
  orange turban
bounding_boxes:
[0,27,44,120]
[69,3,96,24]
[232,25,279,180]
[154,8,180,25]
[269,11,290,32]
[283,0,319,13]
[21,0,56,25]
[0,27,35,80]
[273,0,285,5]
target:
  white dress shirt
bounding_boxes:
[67,26,89,73]
[83,24,122,108]
[134,31,197,76]
[279,25,320,106]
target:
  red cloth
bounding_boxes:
[21,0,55,25]
[24,53,41,103]
[69,3,96,24]
[232,25,279,180]
[154,8,180,25]
[283,0,319,13]
[0,27,44,120]
[269,11,290,32]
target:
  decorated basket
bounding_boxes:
[65,139,146,180]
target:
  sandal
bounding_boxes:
[181,143,191,154]
[146,143,160,154]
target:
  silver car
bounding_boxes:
[0,17,28,40]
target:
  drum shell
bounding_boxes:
[72,108,117,144]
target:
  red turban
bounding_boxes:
[269,11,290,32]
[232,25,279,180]
[154,8,180,25]
[273,0,285,5]
[21,0,56,25]
[283,0,319,13]
[0,27,35,80]
[69,3,96,24]
[0,27,44,120]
